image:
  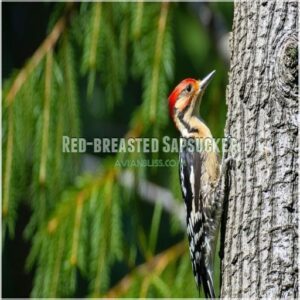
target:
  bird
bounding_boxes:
[168,71,221,298]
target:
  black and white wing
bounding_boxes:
[179,147,220,298]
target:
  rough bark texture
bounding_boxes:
[221,1,298,298]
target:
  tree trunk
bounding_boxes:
[221,1,298,298]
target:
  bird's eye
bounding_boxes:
[185,84,192,93]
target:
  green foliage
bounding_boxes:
[131,3,174,133]
[80,3,129,107]
[2,2,231,298]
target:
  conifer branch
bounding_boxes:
[139,276,150,297]
[133,1,144,39]
[70,191,85,266]
[149,2,169,122]
[3,106,13,218]
[62,33,80,136]
[39,50,53,185]
[89,3,102,69]
[92,179,113,295]
[5,4,73,106]
[104,240,186,297]
[87,3,102,96]
[54,99,64,179]
[93,229,107,296]
[46,176,108,234]
[50,228,66,297]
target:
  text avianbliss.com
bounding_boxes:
[62,136,237,154]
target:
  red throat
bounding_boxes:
[168,78,197,119]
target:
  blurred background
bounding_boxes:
[2,2,233,298]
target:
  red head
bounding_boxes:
[168,71,216,122]
[168,78,199,118]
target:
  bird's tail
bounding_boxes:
[199,260,215,299]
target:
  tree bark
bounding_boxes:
[221,1,298,298]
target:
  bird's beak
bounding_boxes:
[199,70,216,91]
